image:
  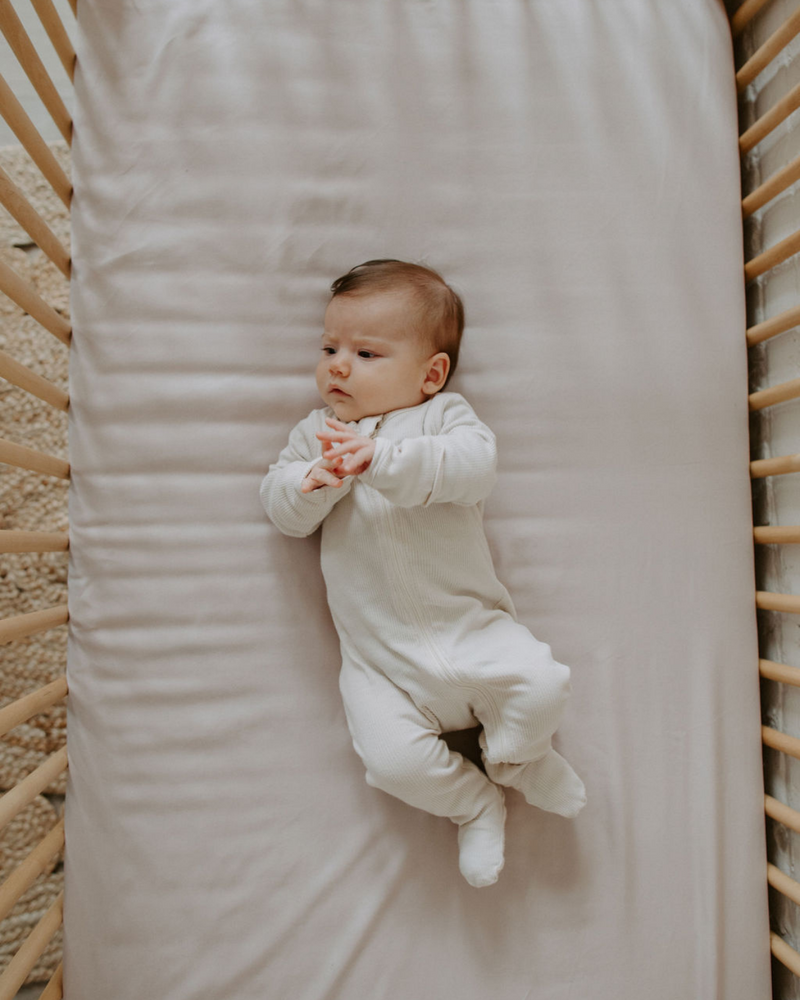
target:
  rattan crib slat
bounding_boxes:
[746,304,800,347]
[0,349,69,411]
[0,531,68,555]
[0,163,70,278]
[0,437,69,479]
[745,228,800,282]
[771,933,800,980]
[0,606,69,646]
[769,862,800,907]
[742,152,800,219]
[731,0,774,39]
[0,819,64,925]
[756,592,800,614]
[739,78,800,154]
[0,73,70,208]
[0,891,62,1000]
[750,453,800,478]
[0,677,68,740]
[749,375,800,410]
[37,962,62,1000]
[29,0,75,83]
[737,7,800,93]
[0,257,70,346]
[0,0,71,145]
[765,793,800,834]
[763,724,800,759]
[754,528,800,545]
[0,747,67,834]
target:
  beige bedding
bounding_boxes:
[63,1,770,996]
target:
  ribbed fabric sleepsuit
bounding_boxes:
[259,391,574,831]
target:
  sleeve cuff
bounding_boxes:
[358,436,393,488]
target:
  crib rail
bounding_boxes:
[734,0,800,989]
[0,0,74,997]
[0,0,793,996]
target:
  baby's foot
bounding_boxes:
[489,748,586,819]
[457,787,507,888]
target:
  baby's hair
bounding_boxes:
[329,259,464,391]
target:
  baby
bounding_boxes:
[259,258,586,888]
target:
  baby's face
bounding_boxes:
[316,289,445,422]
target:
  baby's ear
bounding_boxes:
[422,351,450,393]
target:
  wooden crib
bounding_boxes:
[0,0,797,996]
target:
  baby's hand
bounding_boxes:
[316,418,377,478]
[300,455,346,493]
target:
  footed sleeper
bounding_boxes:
[259,391,586,886]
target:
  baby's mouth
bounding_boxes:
[329,386,350,397]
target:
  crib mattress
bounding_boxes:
[64,1,771,997]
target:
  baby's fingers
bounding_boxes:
[316,428,354,448]
[338,445,373,474]
[304,465,343,491]
[323,437,362,461]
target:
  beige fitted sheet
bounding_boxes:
[64,1,771,997]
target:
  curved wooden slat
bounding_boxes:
[731,0,775,38]
[771,932,800,979]
[0,605,69,646]
[38,962,62,1000]
[765,793,800,834]
[0,162,70,278]
[736,8,800,93]
[0,745,68,833]
[746,304,800,347]
[0,676,68,739]
[742,152,800,219]
[0,348,69,411]
[763,724,800,758]
[754,526,800,544]
[0,437,69,479]
[0,0,71,144]
[30,0,76,83]
[749,375,800,410]
[0,818,64,925]
[739,78,800,155]
[769,862,800,906]
[757,591,800,614]
[745,228,800,282]
[0,73,71,208]
[0,890,63,1000]
[751,453,800,478]
[0,256,71,347]
[0,530,68,554]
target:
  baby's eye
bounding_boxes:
[358,351,377,359]
[321,347,335,355]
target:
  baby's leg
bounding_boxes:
[339,661,507,887]
[478,729,586,819]
[466,623,586,818]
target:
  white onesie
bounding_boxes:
[259,391,584,868]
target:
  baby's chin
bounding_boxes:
[326,396,383,423]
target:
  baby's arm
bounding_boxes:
[357,393,497,507]
[259,411,355,537]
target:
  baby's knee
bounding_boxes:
[361,743,422,797]
[532,654,572,720]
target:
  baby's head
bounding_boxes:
[316,259,464,422]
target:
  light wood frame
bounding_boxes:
[0,0,792,995]
[733,0,800,987]
[0,0,74,996]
